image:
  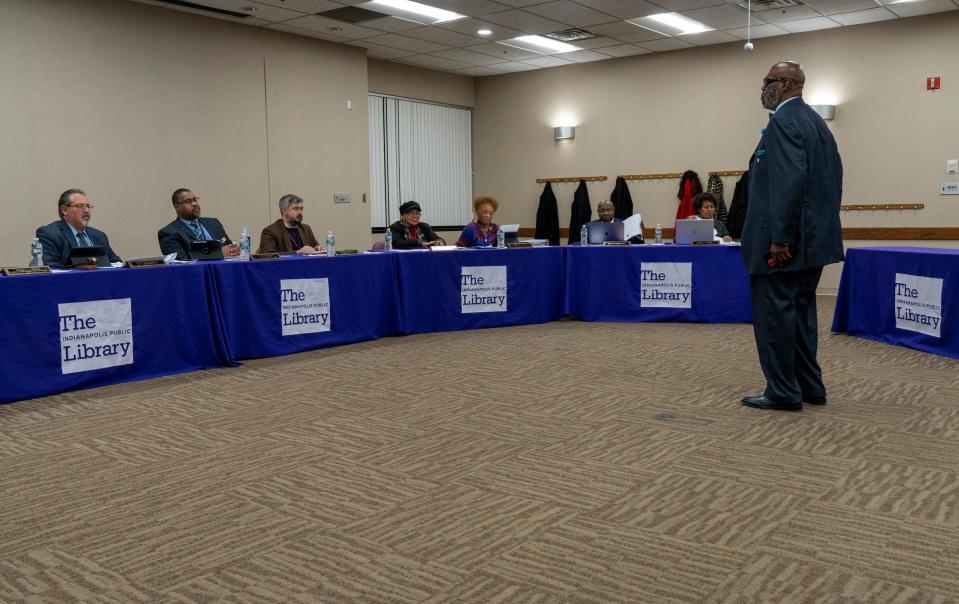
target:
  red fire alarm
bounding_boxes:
[927,76,941,90]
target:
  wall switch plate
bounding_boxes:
[941,182,959,195]
[334,192,351,203]
[948,159,958,174]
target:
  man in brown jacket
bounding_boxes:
[258,194,322,254]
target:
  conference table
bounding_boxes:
[1,244,753,405]
[833,246,958,360]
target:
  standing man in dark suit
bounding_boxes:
[159,188,240,260]
[741,61,844,412]
[36,188,122,268]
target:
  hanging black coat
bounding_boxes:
[609,176,634,220]
[725,170,749,240]
[705,173,729,226]
[535,182,561,246]
[568,179,592,244]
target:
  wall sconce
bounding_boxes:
[554,126,575,140]
[811,104,836,121]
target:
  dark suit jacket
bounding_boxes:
[568,179,592,244]
[36,220,121,268]
[742,98,843,274]
[158,217,232,260]
[388,220,444,250]
[258,219,319,254]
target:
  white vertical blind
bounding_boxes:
[369,94,472,228]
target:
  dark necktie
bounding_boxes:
[77,231,92,247]
[189,221,204,240]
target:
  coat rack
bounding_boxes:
[535,176,608,184]
[620,173,683,181]
[708,170,746,177]
[841,203,924,211]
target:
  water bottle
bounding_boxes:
[29,238,44,267]
[326,230,335,256]
[384,229,393,252]
[239,225,251,260]
[580,224,589,246]
[496,228,505,249]
[654,223,663,245]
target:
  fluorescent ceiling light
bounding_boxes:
[477,29,492,36]
[363,0,466,24]
[498,35,580,54]
[628,12,713,36]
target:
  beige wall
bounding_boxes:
[368,59,474,108]
[472,12,959,290]
[0,0,371,263]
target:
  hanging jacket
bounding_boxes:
[705,173,729,226]
[609,176,634,220]
[725,170,749,240]
[568,179,592,244]
[674,170,702,224]
[535,182,561,246]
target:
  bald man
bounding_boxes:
[741,61,843,412]
[587,200,622,225]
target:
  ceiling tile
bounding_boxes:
[561,48,612,62]
[452,65,511,76]
[491,0,550,7]
[588,19,654,37]
[361,17,424,33]
[777,16,842,33]
[165,5,271,26]
[395,54,472,70]
[884,0,958,17]
[800,0,884,14]
[638,37,695,52]
[751,5,825,22]
[364,33,451,52]
[724,23,790,39]
[420,0,513,17]
[596,43,652,57]
[430,47,509,64]
[569,36,624,49]
[615,26,670,44]
[264,22,351,41]
[175,0,304,22]
[682,29,739,46]
[489,60,540,72]
[280,15,385,39]
[435,18,525,40]
[401,26,484,46]
[571,0,665,20]
[252,0,341,14]
[481,9,569,34]
[520,55,577,67]
[830,7,897,25]
[679,4,757,30]
[348,41,417,59]
[466,41,542,59]
[522,1,621,27]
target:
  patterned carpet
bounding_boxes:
[3,298,959,603]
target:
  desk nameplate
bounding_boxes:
[2,266,53,276]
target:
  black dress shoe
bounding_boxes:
[741,395,802,411]
[803,395,827,406]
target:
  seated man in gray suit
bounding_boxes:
[36,188,122,268]
[158,188,240,260]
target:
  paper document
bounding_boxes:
[429,245,459,252]
[623,214,643,240]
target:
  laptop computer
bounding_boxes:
[189,240,224,261]
[68,246,111,267]
[586,221,625,245]
[674,219,714,244]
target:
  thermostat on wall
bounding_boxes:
[940,183,959,195]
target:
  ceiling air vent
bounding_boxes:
[165,0,254,19]
[746,0,804,10]
[545,28,597,43]
[316,6,390,24]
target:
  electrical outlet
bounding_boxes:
[948,159,958,174]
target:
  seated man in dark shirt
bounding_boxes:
[586,200,623,226]
[258,194,322,254]
[158,188,240,260]
[388,201,446,249]
[36,188,122,268]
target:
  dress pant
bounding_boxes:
[750,266,825,403]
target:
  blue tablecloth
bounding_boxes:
[565,245,752,323]
[0,264,232,405]
[833,246,959,359]
[209,254,402,359]
[391,247,565,334]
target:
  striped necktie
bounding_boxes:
[189,221,204,240]
[77,231,92,247]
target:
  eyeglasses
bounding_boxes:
[762,77,793,89]
[175,197,199,205]
[67,203,94,210]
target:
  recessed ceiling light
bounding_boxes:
[497,35,580,54]
[361,0,466,25]
[627,12,713,36]
[477,28,492,36]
